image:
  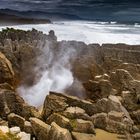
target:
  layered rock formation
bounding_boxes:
[0,28,140,140]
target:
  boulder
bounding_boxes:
[83,79,112,100]
[21,105,41,120]
[132,125,140,133]
[107,95,122,112]
[0,89,24,118]
[24,121,33,134]
[42,92,97,116]
[92,113,107,129]
[47,113,71,130]
[129,80,140,96]
[121,90,138,111]
[72,132,95,140]
[47,113,94,134]
[110,69,134,92]
[61,107,91,120]
[47,122,72,140]
[30,117,51,140]
[70,119,95,134]
[106,119,126,134]
[0,117,8,126]
[0,126,9,133]
[8,113,25,129]
[17,132,31,140]
[134,133,140,140]
[42,93,68,119]
[9,126,21,135]
[92,96,123,114]
[131,110,140,124]
[108,111,124,122]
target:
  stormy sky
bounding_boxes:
[0,0,140,22]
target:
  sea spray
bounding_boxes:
[17,35,77,107]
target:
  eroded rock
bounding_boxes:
[30,117,51,140]
[47,122,72,140]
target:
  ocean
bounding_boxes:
[1,21,140,45]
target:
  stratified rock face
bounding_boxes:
[42,92,135,137]
[0,52,15,86]
[0,89,24,118]
[0,28,140,140]
[83,79,112,100]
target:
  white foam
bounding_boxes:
[0,21,140,45]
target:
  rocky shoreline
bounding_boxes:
[0,28,140,140]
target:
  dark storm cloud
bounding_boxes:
[0,0,140,22]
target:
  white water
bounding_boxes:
[17,41,76,107]
[1,21,140,44]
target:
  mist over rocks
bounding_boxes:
[0,28,140,139]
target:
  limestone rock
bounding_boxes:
[0,52,15,86]
[47,122,72,140]
[24,121,33,134]
[102,57,123,72]
[8,113,25,129]
[108,111,124,122]
[0,126,9,133]
[47,92,96,116]
[131,110,140,124]
[47,113,71,130]
[110,69,134,92]
[10,126,21,135]
[92,96,122,113]
[134,133,140,140]
[0,117,8,126]
[118,63,140,80]
[106,119,126,134]
[22,105,41,120]
[92,113,107,129]
[94,73,110,81]
[83,79,112,100]
[70,119,95,134]
[129,80,140,96]
[0,83,14,90]
[62,106,91,120]
[17,132,31,140]
[42,93,68,119]
[132,125,140,133]
[30,117,51,140]
[121,90,138,111]
[0,89,24,118]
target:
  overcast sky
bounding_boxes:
[0,0,140,22]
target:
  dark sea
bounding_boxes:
[0,0,140,23]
